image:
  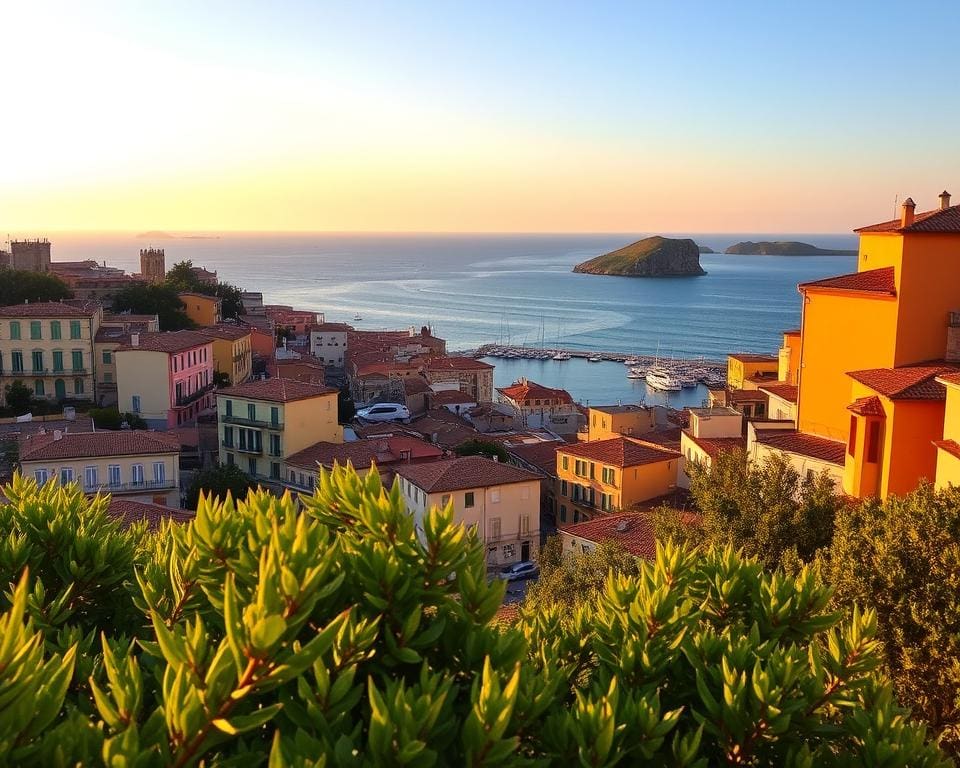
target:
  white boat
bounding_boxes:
[626,369,645,379]
[623,357,641,366]
[553,352,571,361]
[680,375,698,388]
[646,367,682,391]
[587,356,603,363]
[353,314,363,321]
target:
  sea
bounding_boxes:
[39,232,858,408]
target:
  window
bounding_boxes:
[269,433,281,456]
[559,505,567,522]
[248,457,257,475]
[34,469,48,484]
[562,455,569,470]
[84,466,98,490]
[102,350,112,364]
[520,514,529,534]
[34,380,44,396]
[226,452,235,466]
[11,351,23,373]
[866,421,881,463]
[60,468,74,484]
[491,488,501,503]
[270,406,279,426]
[53,351,63,371]
[70,320,81,339]
[104,372,113,383]
[489,517,501,540]
[224,426,234,447]
[248,403,256,421]
[521,486,530,500]
[132,395,141,413]
[464,491,475,508]
[30,321,41,340]
[848,415,857,456]
[225,399,233,417]
[74,378,84,395]
[602,466,615,484]
[108,465,121,488]
[72,351,83,371]
[270,462,281,480]
[32,350,44,372]
[153,462,165,485]
[51,321,61,340]
[441,493,451,507]
[589,462,595,479]
[560,480,568,496]
[10,321,20,340]
[131,464,144,485]
[601,493,612,512]
[502,544,515,560]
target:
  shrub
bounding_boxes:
[455,438,510,463]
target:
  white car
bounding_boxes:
[355,403,411,423]
[498,561,539,582]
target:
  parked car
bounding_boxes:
[498,561,539,582]
[355,403,411,423]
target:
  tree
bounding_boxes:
[455,438,510,463]
[185,463,257,509]
[0,465,948,766]
[215,281,244,320]
[338,386,356,422]
[90,407,149,430]
[166,260,244,319]
[4,380,32,413]
[164,259,198,290]
[111,283,194,330]
[0,268,72,304]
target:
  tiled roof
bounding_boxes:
[424,356,494,371]
[846,365,959,400]
[589,404,651,415]
[0,301,100,317]
[759,383,799,404]
[115,330,213,353]
[506,441,561,476]
[310,322,353,332]
[727,389,768,403]
[286,436,443,472]
[394,455,539,493]
[107,499,194,530]
[728,353,778,363]
[755,430,846,465]
[196,325,251,341]
[20,430,181,461]
[559,513,660,559]
[634,428,683,452]
[497,380,573,404]
[783,328,802,335]
[429,390,476,406]
[558,437,679,467]
[847,396,885,417]
[937,373,960,388]
[218,378,336,403]
[855,203,960,233]
[683,431,745,460]
[177,292,219,301]
[798,267,896,296]
[934,439,960,461]
[403,376,432,395]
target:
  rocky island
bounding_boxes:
[724,240,857,256]
[573,236,706,277]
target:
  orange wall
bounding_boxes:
[556,450,676,514]
[856,233,904,275]
[882,398,945,497]
[587,408,656,440]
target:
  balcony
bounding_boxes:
[223,440,262,455]
[88,479,177,494]
[221,414,283,429]
[175,382,215,407]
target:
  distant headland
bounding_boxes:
[136,231,220,240]
[573,236,707,277]
[724,240,857,256]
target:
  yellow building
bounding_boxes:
[727,353,779,391]
[216,378,342,484]
[179,292,222,327]
[935,373,960,490]
[19,429,182,506]
[758,383,798,423]
[556,437,680,523]
[197,325,253,385]
[778,329,802,385]
[94,314,161,403]
[394,455,541,568]
[0,301,102,403]
[678,407,744,488]
[584,404,656,441]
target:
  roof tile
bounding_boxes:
[846,365,959,400]
[20,430,181,461]
[394,455,539,493]
[755,430,846,465]
[855,204,960,233]
[798,267,896,296]
[558,437,679,467]
[218,378,337,403]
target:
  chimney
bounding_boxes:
[901,197,916,227]
[131,333,140,347]
[940,190,952,210]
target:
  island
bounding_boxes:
[698,244,715,254]
[136,231,220,240]
[724,241,857,256]
[573,236,706,277]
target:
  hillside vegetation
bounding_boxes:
[574,236,707,276]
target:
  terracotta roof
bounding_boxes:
[783,328,801,335]
[755,431,845,465]
[847,396,885,417]
[107,499,194,530]
[310,322,353,332]
[394,455,539,493]
[196,325,251,341]
[559,513,660,559]
[218,378,336,403]
[728,353,777,363]
[683,431,745,460]
[937,373,960,388]
[115,330,213,354]
[558,437,679,467]
[424,356,493,371]
[177,292,219,301]
[429,390,476,406]
[634,428,683,452]
[933,439,960,461]
[846,365,959,400]
[759,383,799,404]
[403,376,432,395]
[286,436,442,472]
[20,430,181,461]
[589,404,651,415]
[0,301,100,317]
[497,380,573,404]
[855,204,960,233]
[727,389,768,403]
[506,441,561,476]
[798,267,896,296]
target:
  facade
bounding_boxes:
[139,248,166,283]
[394,456,541,568]
[423,357,495,402]
[1,239,51,272]
[179,293,222,326]
[778,330,802,385]
[115,331,216,428]
[935,373,960,490]
[759,383,798,423]
[584,404,657,441]
[94,314,161,404]
[727,354,779,391]
[559,512,661,559]
[496,378,581,434]
[19,429,181,506]
[0,301,102,403]
[197,325,253,385]
[678,407,744,488]
[308,322,351,367]
[555,437,681,524]
[265,306,321,336]
[216,379,341,484]
[750,429,845,487]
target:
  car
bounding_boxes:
[355,403,411,423]
[498,561,539,582]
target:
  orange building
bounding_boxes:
[934,373,960,490]
[762,191,960,499]
[179,293,222,327]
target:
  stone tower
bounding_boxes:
[139,248,166,284]
[8,239,51,272]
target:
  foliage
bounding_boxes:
[90,407,148,430]
[653,450,839,570]
[821,484,960,752]
[455,438,510,463]
[4,380,33,412]
[276,325,296,344]
[166,259,244,319]
[112,283,195,330]
[0,268,73,304]
[0,467,950,766]
[338,386,356,423]
[185,463,257,509]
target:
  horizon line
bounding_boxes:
[3,228,859,237]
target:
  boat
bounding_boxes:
[623,357,640,366]
[353,314,363,321]
[587,355,603,363]
[646,367,682,391]
[552,352,571,361]
[680,375,698,388]
[626,369,645,379]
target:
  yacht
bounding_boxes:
[626,368,645,379]
[353,314,363,321]
[587,355,603,363]
[552,351,571,361]
[623,357,641,366]
[680,375,698,388]
[645,367,682,391]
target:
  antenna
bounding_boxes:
[893,194,898,220]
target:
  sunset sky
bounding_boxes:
[5,1,959,233]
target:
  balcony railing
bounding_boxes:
[221,414,283,429]
[175,382,215,407]
[88,479,176,494]
[223,440,263,455]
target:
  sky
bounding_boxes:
[3,1,959,233]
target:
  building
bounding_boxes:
[49,261,139,304]
[275,357,326,386]
[240,292,265,315]
[394,455,540,567]
[178,293,222,326]
[190,266,218,285]
[559,512,660,559]
[727,353,779,390]
[423,356,495,402]
[428,388,478,415]
[94,313,161,404]
[19,429,182,506]
[0,301,103,403]
[216,379,341,484]
[584,404,657,441]
[1,239,51,272]
[308,322,352,367]
[265,306,322,336]
[935,373,960,490]
[679,407,744,487]
[115,331,215,428]
[197,325,253,385]
[778,329,802,385]
[139,248,166,283]
[496,378,581,434]
[506,440,561,523]
[709,387,769,419]
[556,437,681,524]
[750,429,846,487]
[758,383,799,423]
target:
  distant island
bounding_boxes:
[136,231,220,240]
[698,244,715,254]
[724,241,857,256]
[573,236,706,277]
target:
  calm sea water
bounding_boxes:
[41,232,857,405]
